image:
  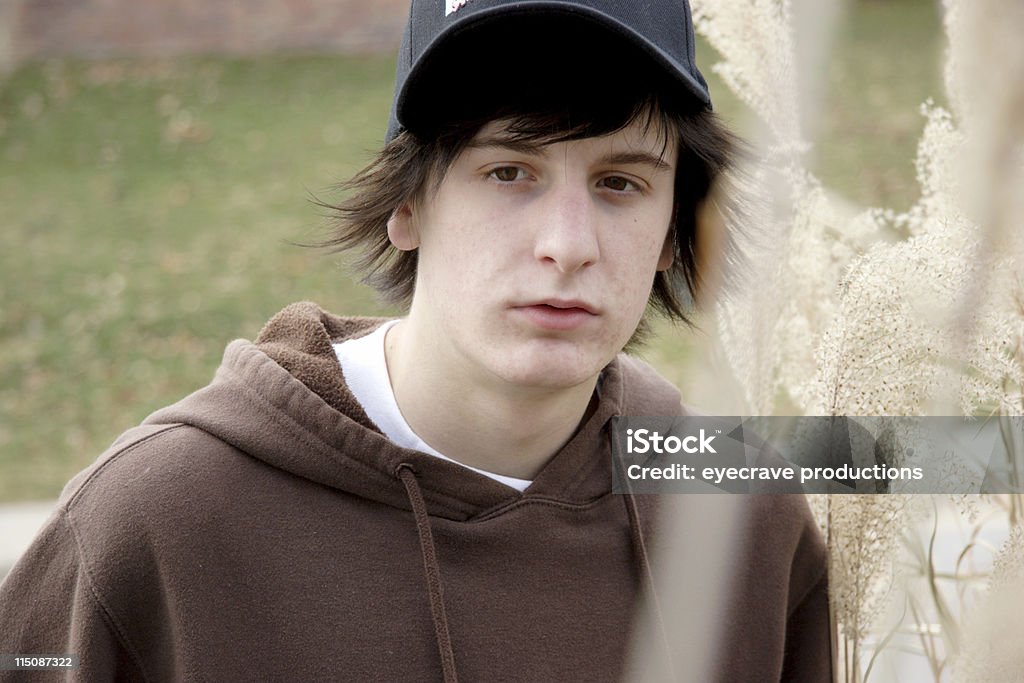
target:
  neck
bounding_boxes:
[385,320,598,480]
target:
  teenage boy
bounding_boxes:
[0,1,830,681]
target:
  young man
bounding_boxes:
[1,1,830,681]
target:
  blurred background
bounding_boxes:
[0,0,945,502]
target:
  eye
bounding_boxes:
[489,166,527,182]
[599,175,640,192]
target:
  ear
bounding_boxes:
[387,204,419,251]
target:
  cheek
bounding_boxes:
[419,209,505,298]
[607,214,672,316]
[616,215,672,275]
[441,204,518,266]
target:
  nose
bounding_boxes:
[533,185,600,274]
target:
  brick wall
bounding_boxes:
[7,0,409,67]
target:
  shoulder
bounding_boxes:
[60,422,242,513]
[56,423,254,573]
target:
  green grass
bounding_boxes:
[0,0,945,501]
[814,0,945,211]
[0,56,401,499]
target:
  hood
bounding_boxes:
[144,301,684,521]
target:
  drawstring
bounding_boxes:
[623,493,679,681]
[397,464,459,683]
[394,462,667,683]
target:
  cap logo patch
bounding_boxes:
[446,0,472,16]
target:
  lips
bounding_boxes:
[512,299,599,331]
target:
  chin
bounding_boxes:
[488,341,613,391]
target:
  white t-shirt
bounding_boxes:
[333,320,533,492]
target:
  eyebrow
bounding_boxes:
[600,151,673,172]
[467,136,551,156]
[468,136,673,172]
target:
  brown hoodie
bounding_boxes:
[0,302,830,682]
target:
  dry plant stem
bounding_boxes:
[927,498,961,658]
[622,497,742,683]
[918,513,966,683]
[827,497,841,683]
[862,602,907,683]
[907,598,943,683]
[903,525,938,680]
[997,416,1024,523]
[952,533,998,607]
[899,499,957,682]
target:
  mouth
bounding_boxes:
[512,299,599,331]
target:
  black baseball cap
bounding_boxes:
[385,0,711,142]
